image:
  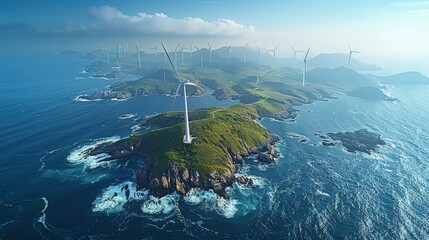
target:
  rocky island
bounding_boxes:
[86,105,280,197]
[320,129,386,154]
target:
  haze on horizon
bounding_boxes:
[1,0,428,75]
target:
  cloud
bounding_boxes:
[1,6,255,38]
[84,6,255,37]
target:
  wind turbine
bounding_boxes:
[223,45,232,64]
[135,44,142,69]
[302,48,310,87]
[347,44,360,68]
[150,45,159,60]
[115,43,121,69]
[270,44,279,59]
[162,43,197,144]
[207,41,212,63]
[291,46,305,66]
[194,45,203,68]
[243,42,249,63]
[174,43,180,68]
[180,46,188,65]
[190,41,194,57]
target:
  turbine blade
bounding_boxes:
[172,83,182,108]
[291,46,296,52]
[135,44,139,51]
[348,44,352,52]
[161,43,181,81]
[348,52,352,68]
[304,48,310,60]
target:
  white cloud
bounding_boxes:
[84,6,256,37]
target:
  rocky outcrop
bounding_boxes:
[326,129,386,154]
[76,91,132,101]
[134,137,279,198]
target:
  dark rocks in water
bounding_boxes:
[236,175,254,187]
[347,87,394,101]
[299,139,308,143]
[327,129,386,154]
[86,139,135,162]
[258,152,275,163]
[77,91,132,101]
[322,140,336,146]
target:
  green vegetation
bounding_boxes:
[93,62,376,186]
[129,106,271,178]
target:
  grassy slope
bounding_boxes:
[129,106,270,178]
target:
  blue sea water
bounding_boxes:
[0,55,428,239]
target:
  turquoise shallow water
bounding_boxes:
[0,55,428,239]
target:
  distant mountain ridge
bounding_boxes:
[380,71,429,85]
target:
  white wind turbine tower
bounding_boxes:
[162,43,197,144]
[190,41,194,57]
[194,45,203,68]
[106,50,110,63]
[347,44,360,68]
[223,45,232,64]
[150,45,159,60]
[115,43,121,69]
[243,42,249,63]
[180,46,188,65]
[135,44,142,69]
[207,41,212,63]
[302,48,310,87]
[174,43,180,68]
[291,46,305,66]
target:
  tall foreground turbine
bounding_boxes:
[302,48,310,87]
[347,45,360,68]
[162,43,197,144]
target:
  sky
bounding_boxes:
[1,0,428,74]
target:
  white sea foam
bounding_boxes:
[214,196,238,219]
[141,193,179,215]
[67,136,121,169]
[315,189,330,197]
[92,181,142,214]
[182,188,239,218]
[73,95,102,102]
[37,197,49,230]
[183,188,216,205]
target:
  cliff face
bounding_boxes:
[134,136,278,198]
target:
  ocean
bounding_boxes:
[1,54,428,239]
